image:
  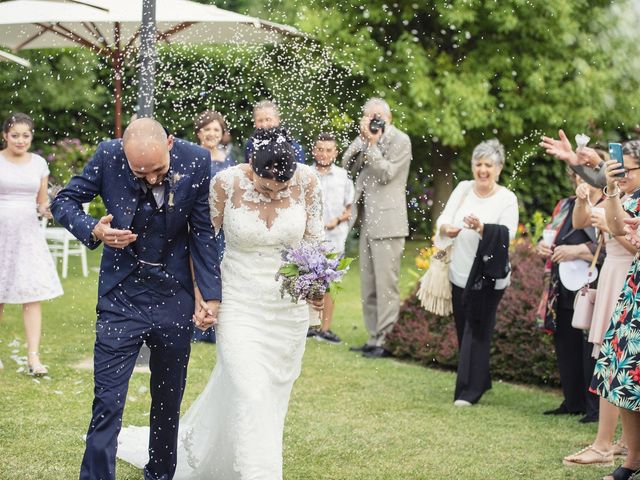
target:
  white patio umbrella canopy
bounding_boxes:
[0,0,302,135]
[0,49,31,67]
[0,0,300,50]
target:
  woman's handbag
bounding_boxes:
[417,246,453,316]
[571,287,597,330]
[416,183,473,317]
[571,235,603,330]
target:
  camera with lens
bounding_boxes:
[369,114,386,134]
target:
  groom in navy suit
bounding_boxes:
[52,118,222,480]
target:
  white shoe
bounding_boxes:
[454,399,472,407]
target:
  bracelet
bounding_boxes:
[603,185,621,198]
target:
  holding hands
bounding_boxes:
[193,298,220,331]
[92,214,138,249]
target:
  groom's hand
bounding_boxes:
[92,214,138,249]
[193,299,220,331]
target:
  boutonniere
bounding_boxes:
[167,172,183,210]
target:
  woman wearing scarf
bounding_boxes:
[435,139,518,406]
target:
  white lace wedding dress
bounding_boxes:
[117,163,324,479]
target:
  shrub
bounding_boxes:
[387,241,560,387]
[38,139,105,218]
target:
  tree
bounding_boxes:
[258,0,640,231]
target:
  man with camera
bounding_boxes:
[342,97,412,358]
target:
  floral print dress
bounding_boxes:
[592,194,640,411]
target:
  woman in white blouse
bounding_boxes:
[435,139,519,406]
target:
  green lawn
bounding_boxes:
[0,242,618,479]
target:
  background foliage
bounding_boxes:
[387,241,560,387]
[1,0,640,233]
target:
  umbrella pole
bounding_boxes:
[113,22,123,138]
[137,0,157,118]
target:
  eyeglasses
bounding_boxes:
[624,167,640,176]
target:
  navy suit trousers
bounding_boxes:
[80,273,193,480]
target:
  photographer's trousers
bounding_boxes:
[359,233,405,347]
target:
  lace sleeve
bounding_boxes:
[302,166,325,243]
[209,171,228,236]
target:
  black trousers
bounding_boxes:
[452,284,504,404]
[553,306,588,413]
[553,306,599,416]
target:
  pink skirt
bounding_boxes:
[589,239,634,357]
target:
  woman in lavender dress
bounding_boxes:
[0,113,63,376]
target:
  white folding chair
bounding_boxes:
[41,204,89,279]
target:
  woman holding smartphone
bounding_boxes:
[563,144,640,468]
[591,141,640,480]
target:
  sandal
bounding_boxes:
[563,445,613,466]
[27,352,48,377]
[613,440,629,458]
[604,466,640,480]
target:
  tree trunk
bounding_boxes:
[430,142,458,223]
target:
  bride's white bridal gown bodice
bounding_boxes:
[117,164,324,480]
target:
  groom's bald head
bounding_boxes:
[123,118,173,186]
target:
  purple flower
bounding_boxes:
[276,241,353,303]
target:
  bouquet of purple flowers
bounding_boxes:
[276,242,353,305]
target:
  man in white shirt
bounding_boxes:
[311,133,355,344]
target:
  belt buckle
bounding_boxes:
[138,259,164,267]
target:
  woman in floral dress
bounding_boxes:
[592,141,640,480]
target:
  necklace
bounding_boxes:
[474,183,497,199]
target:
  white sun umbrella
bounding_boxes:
[0,0,303,136]
[0,48,31,67]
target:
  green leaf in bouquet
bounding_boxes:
[327,281,344,299]
[326,252,339,259]
[278,264,300,277]
[337,257,354,271]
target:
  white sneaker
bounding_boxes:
[454,399,472,407]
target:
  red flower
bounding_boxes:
[631,366,640,383]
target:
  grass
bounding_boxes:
[0,241,619,479]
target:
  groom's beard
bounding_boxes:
[143,176,166,188]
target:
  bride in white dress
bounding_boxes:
[117,128,324,479]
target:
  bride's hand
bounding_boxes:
[307,296,324,312]
[193,300,220,331]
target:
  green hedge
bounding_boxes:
[386,242,560,387]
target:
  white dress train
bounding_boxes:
[117,163,324,479]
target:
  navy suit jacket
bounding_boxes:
[51,138,222,301]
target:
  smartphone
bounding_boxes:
[609,142,624,178]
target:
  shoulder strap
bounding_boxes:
[452,181,474,218]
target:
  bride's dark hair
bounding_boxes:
[250,127,297,182]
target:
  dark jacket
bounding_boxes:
[462,224,510,320]
[51,138,222,301]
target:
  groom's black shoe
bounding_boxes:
[349,344,374,353]
[362,347,392,358]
